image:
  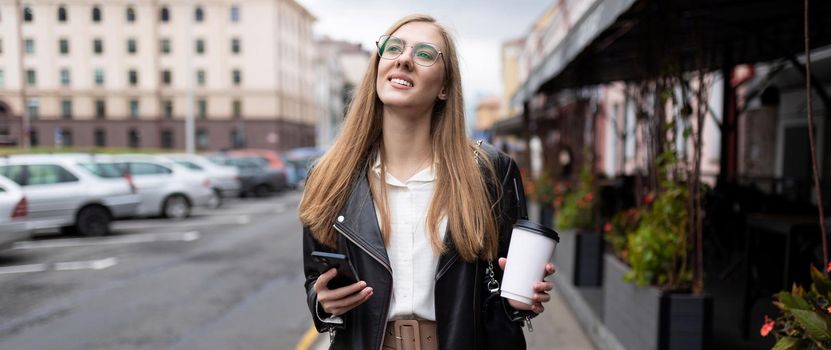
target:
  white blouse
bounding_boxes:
[371,156,447,321]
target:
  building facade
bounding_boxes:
[313,37,369,150]
[0,0,316,151]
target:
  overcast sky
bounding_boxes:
[295,0,551,110]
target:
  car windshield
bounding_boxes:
[79,162,125,178]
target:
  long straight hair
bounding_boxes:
[299,14,500,262]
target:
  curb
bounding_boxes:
[553,273,627,350]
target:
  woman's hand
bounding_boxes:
[314,268,374,316]
[497,257,555,314]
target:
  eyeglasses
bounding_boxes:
[376,35,445,68]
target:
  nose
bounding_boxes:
[395,46,414,70]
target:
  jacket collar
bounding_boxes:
[335,169,459,277]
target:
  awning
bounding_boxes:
[490,115,525,136]
[513,0,831,105]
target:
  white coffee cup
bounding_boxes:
[500,220,560,305]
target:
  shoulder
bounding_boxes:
[474,140,515,183]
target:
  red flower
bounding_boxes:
[760,315,774,337]
[585,192,594,202]
[827,262,831,273]
[643,193,655,206]
[603,223,612,233]
[827,306,831,314]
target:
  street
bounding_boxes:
[0,191,310,350]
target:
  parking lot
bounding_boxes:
[0,191,312,350]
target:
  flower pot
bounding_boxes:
[540,205,554,228]
[603,254,713,350]
[553,229,604,286]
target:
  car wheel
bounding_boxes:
[207,188,223,209]
[163,195,191,219]
[254,184,271,198]
[76,206,111,237]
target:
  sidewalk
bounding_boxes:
[309,285,596,350]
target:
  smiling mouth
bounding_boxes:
[390,78,414,87]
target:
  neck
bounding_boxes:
[381,106,433,172]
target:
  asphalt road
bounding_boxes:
[0,191,311,350]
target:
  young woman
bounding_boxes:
[300,14,555,350]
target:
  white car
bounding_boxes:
[0,174,29,247]
[0,154,141,236]
[112,155,214,219]
[164,154,241,208]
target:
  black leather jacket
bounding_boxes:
[303,142,530,350]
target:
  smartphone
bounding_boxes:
[311,251,359,289]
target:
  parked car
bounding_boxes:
[206,153,282,198]
[0,154,141,236]
[0,174,29,247]
[226,149,288,192]
[112,155,214,219]
[164,153,241,208]
[284,147,324,188]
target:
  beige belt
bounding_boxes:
[382,320,438,350]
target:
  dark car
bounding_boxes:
[206,154,282,198]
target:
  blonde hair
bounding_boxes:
[299,14,500,262]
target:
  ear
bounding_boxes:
[437,86,448,100]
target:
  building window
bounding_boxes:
[231,127,245,148]
[93,38,103,54]
[161,129,174,149]
[231,38,241,54]
[162,100,173,119]
[26,97,38,119]
[127,38,137,54]
[160,6,170,22]
[59,38,69,54]
[61,99,72,119]
[24,39,34,54]
[95,99,106,119]
[126,7,135,22]
[129,99,139,119]
[58,128,73,147]
[232,69,241,85]
[60,68,70,86]
[230,5,240,22]
[194,6,204,22]
[197,98,207,119]
[94,128,106,147]
[196,70,206,86]
[160,38,171,54]
[0,39,3,54]
[232,99,241,118]
[57,6,67,22]
[161,70,171,85]
[91,6,102,23]
[94,69,104,86]
[25,128,39,147]
[128,128,140,148]
[0,69,5,87]
[23,6,33,22]
[196,128,208,149]
[128,69,138,86]
[195,39,205,54]
[26,69,36,86]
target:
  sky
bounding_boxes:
[295,0,552,111]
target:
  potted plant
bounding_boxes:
[760,264,831,349]
[533,170,556,228]
[554,165,604,286]
[603,153,713,350]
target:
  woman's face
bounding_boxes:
[376,21,448,113]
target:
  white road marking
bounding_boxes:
[113,214,250,230]
[11,231,200,250]
[0,264,47,275]
[54,257,118,271]
[236,215,250,224]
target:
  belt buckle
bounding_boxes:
[394,320,421,350]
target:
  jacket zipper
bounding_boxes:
[332,222,392,350]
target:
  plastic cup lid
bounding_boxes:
[513,219,560,242]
